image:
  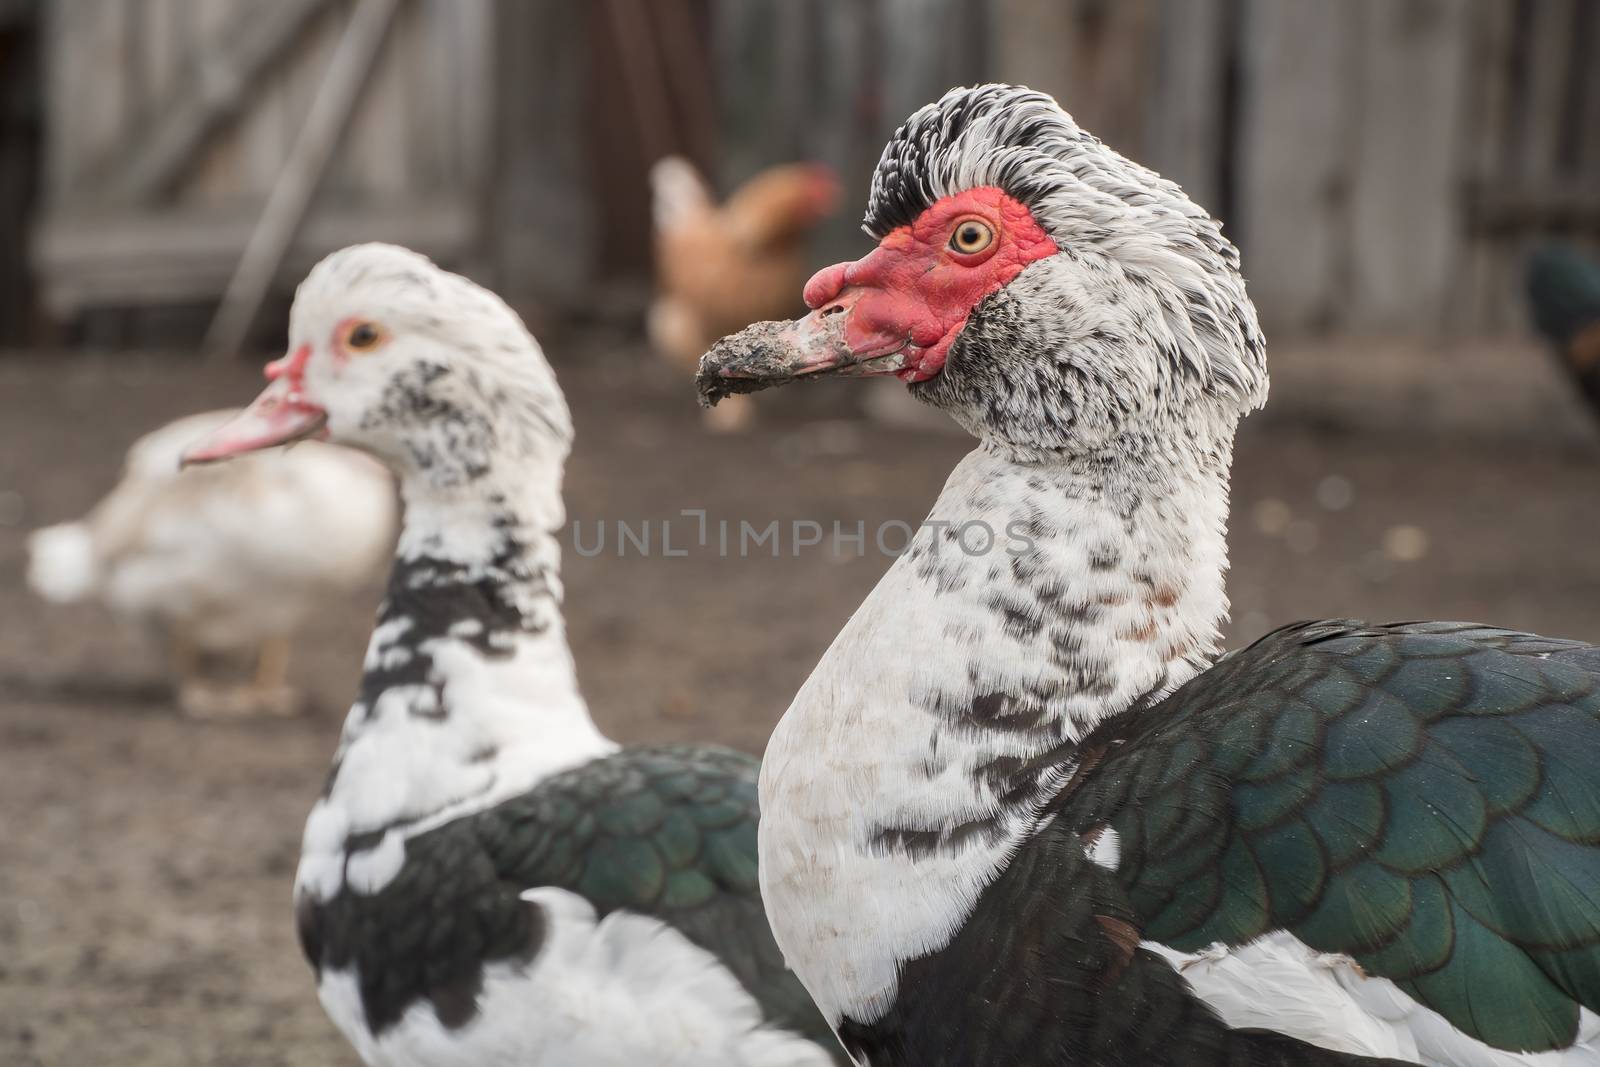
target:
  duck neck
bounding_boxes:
[758,413,1240,1022]
[792,412,1237,833]
[951,417,1237,748]
[300,462,613,898]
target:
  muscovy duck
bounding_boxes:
[699,84,1600,1066]
[182,244,840,1066]
[27,408,394,716]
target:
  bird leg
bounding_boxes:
[169,627,201,688]
[172,627,231,719]
[247,636,300,717]
[176,636,300,719]
[255,635,292,692]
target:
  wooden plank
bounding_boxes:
[1500,0,1575,331]
[651,0,719,173]
[991,0,1156,157]
[882,0,956,134]
[45,0,133,194]
[337,0,412,198]
[1234,0,1359,334]
[97,0,334,203]
[204,0,404,357]
[486,0,595,309]
[239,12,295,200]
[1453,0,1517,331]
[771,0,810,163]
[1469,181,1600,230]
[139,0,187,107]
[1582,0,1600,183]
[809,0,878,264]
[447,0,496,274]
[1144,0,1227,214]
[713,0,783,189]
[989,0,1077,113]
[404,0,452,191]
[274,0,343,197]
[1346,0,1471,333]
[602,0,678,168]
[34,198,475,315]
[124,0,149,115]
[40,0,86,193]
[187,0,244,204]
[944,0,989,89]
[1517,0,1574,181]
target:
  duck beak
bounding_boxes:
[180,378,329,467]
[695,289,911,408]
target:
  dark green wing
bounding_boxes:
[474,743,840,1054]
[1060,620,1600,1054]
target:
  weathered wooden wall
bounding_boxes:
[25,0,1600,340]
[991,0,1600,336]
[34,0,492,323]
[712,0,987,266]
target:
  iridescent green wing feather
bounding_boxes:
[475,743,839,1053]
[1061,621,1600,1054]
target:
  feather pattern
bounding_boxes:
[1060,621,1600,1059]
[745,85,1600,1066]
[208,245,839,1066]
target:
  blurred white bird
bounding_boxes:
[27,409,396,717]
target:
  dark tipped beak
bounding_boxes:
[695,295,910,409]
[180,378,329,467]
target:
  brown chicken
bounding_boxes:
[649,156,839,430]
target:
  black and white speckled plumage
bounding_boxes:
[210,244,839,1066]
[867,85,1265,459]
[746,85,1600,1067]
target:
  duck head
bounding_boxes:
[184,243,573,492]
[699,84,1269,459]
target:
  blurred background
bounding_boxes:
[2,1,1599,1064]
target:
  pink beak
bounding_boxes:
[180,347,329,466]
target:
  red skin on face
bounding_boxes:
[802,186,1058,381]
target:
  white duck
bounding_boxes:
[27,407,395,716]
[181,243,841,1067]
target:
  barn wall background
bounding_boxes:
[9,0,1600,345]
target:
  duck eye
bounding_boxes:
[343,321,386,353]
[949,218,995,255]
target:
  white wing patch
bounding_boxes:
[1082,826,1121,871]
[1153,932,1600,1065]
[318,887,836,1067]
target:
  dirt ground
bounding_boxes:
[3,338,1600,1066]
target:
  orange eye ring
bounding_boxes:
[341,320,388,354]
[948,217,995,256]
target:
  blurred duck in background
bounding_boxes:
[649,156,839,432]
[26,409,395,718]
[1527,243,1600,422]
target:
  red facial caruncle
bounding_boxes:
[801,186,1058,382]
